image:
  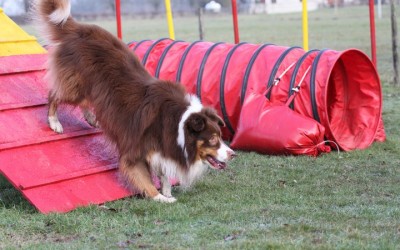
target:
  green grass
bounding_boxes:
[1,5,400,249]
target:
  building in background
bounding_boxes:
[243,0,321,14]
[0,0,25,16]
[205,1,222,13]
[0,0,386,19]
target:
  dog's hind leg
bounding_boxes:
[120,156,177,203]
[80,100,99,128]
[48,91,64,133]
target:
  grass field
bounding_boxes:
[1,5,400,249]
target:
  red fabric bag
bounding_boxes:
[231,90,330,156]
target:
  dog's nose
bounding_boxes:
[227,150,237,160]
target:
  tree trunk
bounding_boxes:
[198,7,204,40]
[390,0,399,85]
[109,0,116,13]
[23,0,31,13]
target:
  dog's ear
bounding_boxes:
[186,113,206,133]
[204,108,225,127]
[215,115,225,127]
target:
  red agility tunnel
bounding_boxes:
[129,40,384,153]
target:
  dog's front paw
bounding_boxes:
[162,187,172,198]
[153,194,177,203]
[48,116,64,133]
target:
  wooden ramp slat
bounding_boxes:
[20,164,118,190]
[1,134,118,190]
[0,54,139,213]
[21,171,131,213]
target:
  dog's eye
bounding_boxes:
[209,135,218,146]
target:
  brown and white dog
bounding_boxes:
[33,0,236,203]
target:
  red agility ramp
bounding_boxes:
[129,40,384,153]
[0,54,134,213]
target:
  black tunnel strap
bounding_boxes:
[240,43,274,106]
[176,41,202,83]
[266,46,301,99]
[220,42,248,135]
[127,41,136,47]
[196,42,225,100]
[288,49,319,110]
[131,39,150,52]
[310,49,328,123]
[141,38,170,66]
[154,40,184,78]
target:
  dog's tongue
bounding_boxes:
[206,156,226,170]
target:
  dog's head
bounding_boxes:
[182,105,236,170]
[185,108,236,169]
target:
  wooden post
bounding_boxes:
[390,0,399,85]
[198,7,204,40]
[369,0,377,67]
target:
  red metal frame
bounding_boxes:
[369,0,377,67]
[231,0,240,44]
[115,0,122,39]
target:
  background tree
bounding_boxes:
[23,0,31,13]
[390,0,399,85]
[150,0,161,17]
[108,0,116,13]
[189,0,209,9]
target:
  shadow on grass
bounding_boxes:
[0,174,37,213]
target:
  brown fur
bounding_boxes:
[34,0,234,200]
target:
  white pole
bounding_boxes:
[378,0,382,19]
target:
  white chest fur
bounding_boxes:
[148,152,208,187]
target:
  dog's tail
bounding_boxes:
[32,0,74,43]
